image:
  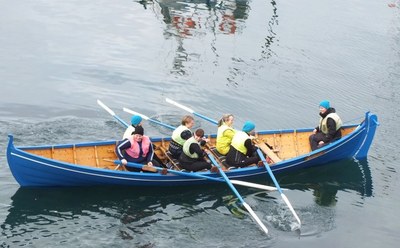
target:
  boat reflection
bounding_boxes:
[2,159,372,233]
[277,159,373,206]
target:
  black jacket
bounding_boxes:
[315,108,342,143]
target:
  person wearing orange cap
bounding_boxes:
[309,100,343,151]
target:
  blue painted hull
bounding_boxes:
[6,112,378,187]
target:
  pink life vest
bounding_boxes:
[126,135,151,158]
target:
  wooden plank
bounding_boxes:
[293,130,299,157]
[73,145,77,164]
[158,146,181,170]
[94,145,99,167]
[253,138,282,163]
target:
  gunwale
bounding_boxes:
[6,112,378,187]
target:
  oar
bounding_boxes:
[207,153,269,234]
[108,160,278,191]
[165,98,282,164]
[121,107,280,193]
[107,159,158,172]
[166,100,297,225]
[123,107,175,130]
[97,99,129,128]
[256,149,301,226]
[165,98,218,125]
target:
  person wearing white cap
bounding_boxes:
[309,100,343,151]
[225,121,260,168]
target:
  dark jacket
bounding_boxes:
[315,108,342,143]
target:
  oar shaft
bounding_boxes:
[111,160,277,191]
[207,153,269,234]
[256,149,283,193]
[193,112,218,125]
[207,155,244,202]
[256,149,301,226]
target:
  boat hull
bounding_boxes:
[6,112,378,187]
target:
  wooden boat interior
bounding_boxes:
[22,125,357,172]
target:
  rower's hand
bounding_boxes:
[147,162,153,167]
[204,149,210,154]
[121,159,127,165]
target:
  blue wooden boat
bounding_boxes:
[6,112,378,187]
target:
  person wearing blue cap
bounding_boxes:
[122,115,143,139]
[225,121,260,168]
[309,100,343,151]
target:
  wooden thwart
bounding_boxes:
[253,138,282,163]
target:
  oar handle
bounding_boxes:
[123,107,175,130]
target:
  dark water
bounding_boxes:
[0,0,399,247]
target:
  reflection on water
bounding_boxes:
[0,185,227,246]
[136,0,278,80]
[279,159,373,206]
[0,158,373,246]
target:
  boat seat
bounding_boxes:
[164,150,182,170]
[209,147,230,168]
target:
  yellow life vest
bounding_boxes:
[231,131,249,155]
[216,124,235,155]
[182,136,199,159]
[172,125,190,146]
[319,113,342,134]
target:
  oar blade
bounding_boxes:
[97,100,129,127]
[256,149,301,227]
[281,193,301,226]
[242,202,269,234]
[207,153,269,235]
[97,99,115,116]
[165,98,194,113]
[123,107,150,120]
[230,180,278,191]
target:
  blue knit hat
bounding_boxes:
[131,115,142,125]
[319,100,330,109]
[242,121,255,133]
